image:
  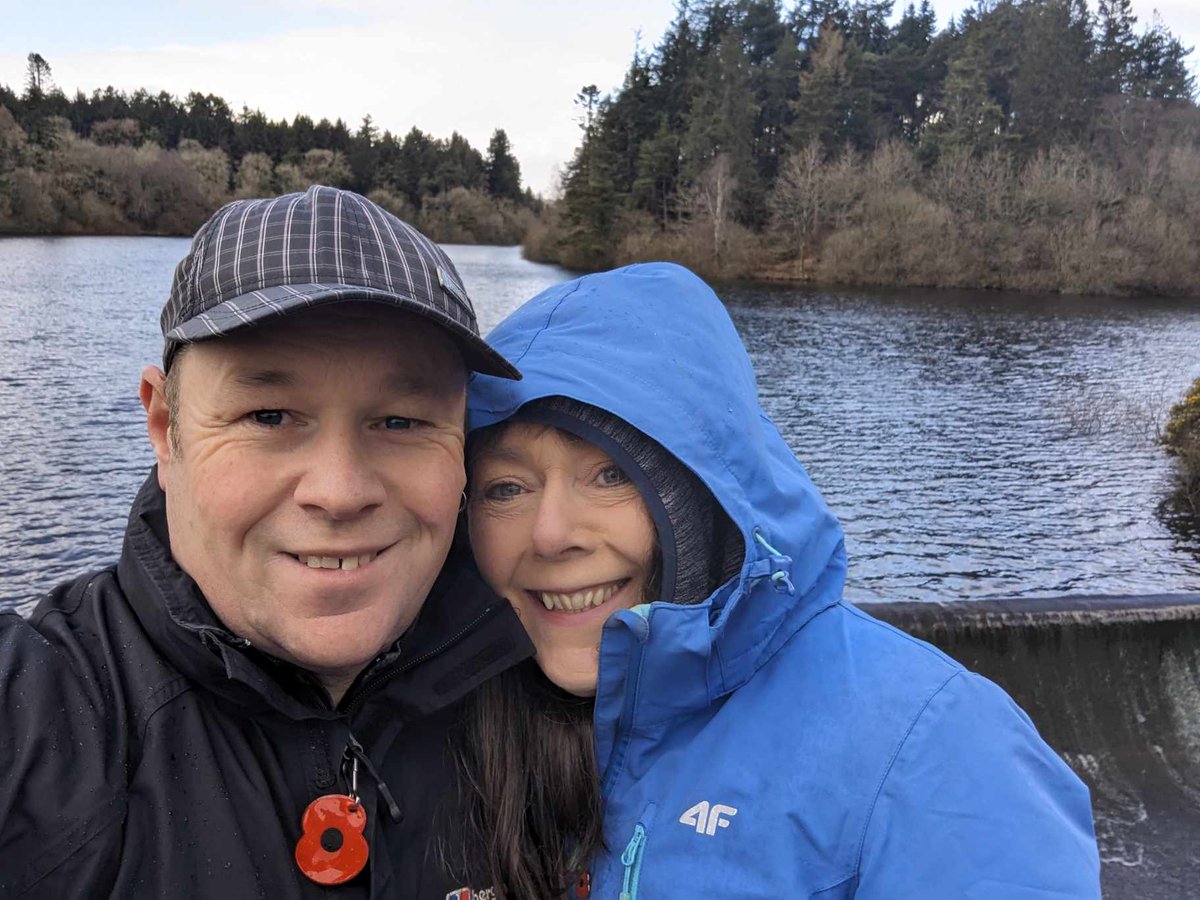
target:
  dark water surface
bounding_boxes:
[2,237,1199,611]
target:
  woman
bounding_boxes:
[455,263,1099,898]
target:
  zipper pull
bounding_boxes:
[618,823,646,900]
[345,735,403,823]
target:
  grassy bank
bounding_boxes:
[526,135,1200,298]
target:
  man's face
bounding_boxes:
[142,304,467,691]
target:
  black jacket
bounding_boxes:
[0,474,531,898]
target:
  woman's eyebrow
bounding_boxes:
[474,445,528,464]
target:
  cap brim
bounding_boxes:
[164,283,521,380]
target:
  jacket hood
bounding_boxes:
[468,263,847,730]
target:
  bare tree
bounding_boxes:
[685,153,737,265]
[770,142,825,258]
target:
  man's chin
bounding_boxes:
[254,601,418,677]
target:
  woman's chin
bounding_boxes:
[536,657,599,698]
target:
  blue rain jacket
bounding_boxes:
[468,263,1100,898]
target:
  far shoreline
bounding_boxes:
[5,232,1198,302]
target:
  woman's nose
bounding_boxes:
[529,481,589,558]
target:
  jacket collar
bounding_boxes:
[117,470,532,723]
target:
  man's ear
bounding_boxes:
[140,365,172,490]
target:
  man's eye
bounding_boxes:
[484,481,525,501]
[384,416,414,430]
[251,410,285,426]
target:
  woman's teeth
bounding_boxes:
[299,553,376,571]
[538,582,622,613]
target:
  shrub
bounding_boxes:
[1164,378,1200,456]
[1163,377,1200,516]
[521,202,569,263]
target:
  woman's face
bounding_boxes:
[469,422,657,696]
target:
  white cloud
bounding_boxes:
[3,0,1195,195]
[1,1,677,195]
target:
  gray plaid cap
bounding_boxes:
[161,184,521,380]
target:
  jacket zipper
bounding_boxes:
[342,604,499,716]
[618,823,647,900]
[601,615,650,795]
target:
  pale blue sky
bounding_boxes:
[2,0,1196,195]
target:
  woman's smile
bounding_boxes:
[527,578,630,613]
[469,422,657,696]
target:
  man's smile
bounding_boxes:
[285,545,391,572]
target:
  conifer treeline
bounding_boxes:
[532,0,1200,296]
[0,57,537,242]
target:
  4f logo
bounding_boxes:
[679,800,738,836]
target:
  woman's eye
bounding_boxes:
[484,481,525,501]
[250,409,285,426]
[384,416,414,430]
[598,464,630,487]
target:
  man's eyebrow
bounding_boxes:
[231,370,296,389]
[222,369,456,395]
[380,372,457,396]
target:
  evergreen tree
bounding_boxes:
[1010,0,1095,150]
[741,0,801,193]
[632,116,682,227]
[681,30,759,219]
[885,0,940,142]
[395,126,436,205]
[844,0,894,54]
[561,86,622,267]
[485,128,523,200]
[1134,19,1196,101]
[925,1,1022,157]
[1094,0,1139,94]
[433,131,485,194]
[291,115,316,155]
[346,115,379,192]
[182,92,235,153]
[25,54,51,98]
[790,0,851,51]
[789,24,872,152]
[21,54,55,150]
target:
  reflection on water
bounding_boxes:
[731,285,1200,602]
[1,237,1198,612]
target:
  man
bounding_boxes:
[0,185,532,898]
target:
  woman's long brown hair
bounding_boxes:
[448,661,604,898]
[446,421,607,898]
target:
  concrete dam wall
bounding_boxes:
[864,594,1200,899]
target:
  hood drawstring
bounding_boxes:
[197,626,251,652]
[749,529,796,596]
[345,735,403,823]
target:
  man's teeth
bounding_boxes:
[538,582,621,613]
[300,553,376,571]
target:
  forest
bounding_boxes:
[3,0,1199,295]
[531,0,1200,295]
[0,55,537,243]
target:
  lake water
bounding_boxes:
[2,237,1199,612]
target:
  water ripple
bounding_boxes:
[2,239,1199,613]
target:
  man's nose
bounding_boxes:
[293,428,386,520]
[530,481,590,559]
